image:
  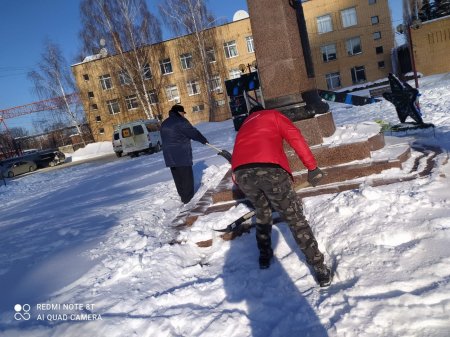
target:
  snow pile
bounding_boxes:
[0,73,449,337]
[68,141,114,162]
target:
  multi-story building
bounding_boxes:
[303,0,395,90]
[73,2,395,142]
[72,18,255,142]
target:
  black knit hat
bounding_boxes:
[170,104,185,114]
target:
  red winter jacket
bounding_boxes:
[231,109,317,175]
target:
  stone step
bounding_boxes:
[208,142,411,204]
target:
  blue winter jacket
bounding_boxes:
[160,111,208,167]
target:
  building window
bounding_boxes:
[88,91,94,99]
[375,46,384,54]
[99,128,105,134]
[187,80,201,96]
[317,14,333,34]
[107,99,121,114]
[83,74,89,81]
[165,85,180,102]
[206,48,216,63]
[209,75,222,92]
[371,16,379,25]
[99,74,113,90]
[351,66,366,84]
[341,7,357,28]
[160,58,173,75]
[95,115,101,122]
[246,36,255,53]
[369,0,376,4]
[147,90,158,104]
[321,43,337,62]
[373,31,382,40]
[215,99,226,107]
[180,53,193,70]
[192,104,205,112]
[91,103,98,110]
[325,72,341,89]
[378,61,385,68]
[229,69,242,79]
[125,95,139,110]
[346,37,362,55]
[119,70,132,85]
[224,40,238,58]
[142,64,152,80]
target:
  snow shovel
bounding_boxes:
[205,143,232,163]
[214,180,315,233]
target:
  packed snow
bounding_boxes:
[0,73,449,337]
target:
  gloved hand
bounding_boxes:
[307,167,324,187]
[218,150,232,163]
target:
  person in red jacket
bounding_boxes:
[231,105,331,287]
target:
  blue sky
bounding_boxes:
[0,0,403,132]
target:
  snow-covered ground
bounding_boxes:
[0,73,449,337]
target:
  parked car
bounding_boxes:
[2,160,37,178]
[48,151,66,167]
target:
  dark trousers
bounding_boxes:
[234,166,324,267]
[170,166,194,204]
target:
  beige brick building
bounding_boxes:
[72,18,256,142]
[410,16,450,76]
[73,2,396,142]
[303,0,395,90]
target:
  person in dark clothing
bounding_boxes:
[161,104,208,204]
[231,105,331,287]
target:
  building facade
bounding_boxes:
[303,0,395,90]
[72,18,256,142]
[73,2,395,142]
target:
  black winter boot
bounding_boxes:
[313,264,332,287]
[259,248,274,269]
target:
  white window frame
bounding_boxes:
[341,7,357,28]
[320,43,337,62]
[206,48,216,63]
[142,64,152,80]
[325,72,341,89]
[192,104,205,113]
[187,80,201,96]
[160,58,173,75]
[107,99,120,114]
[346,36,362,56]
[317,14,333,34]
[125,95,139,110]
[165,84,180,102]
[224,40,239,58]
[180,53,193,70]
[215,99,225,107]
[147,90,158,104]
[118,70,132,85]
[100,74,113,90]
[246,36,255,53]
[351,66,366,84]
[209,75,222,92]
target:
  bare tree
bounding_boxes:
[159,0,225,121]
[79,0,164,119]
[28,40,87,146]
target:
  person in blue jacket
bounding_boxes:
[160,104,208,204]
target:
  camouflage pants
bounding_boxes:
[234,166,324,266]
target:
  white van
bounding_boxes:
[115,119,162,157]
[112,130,123,157]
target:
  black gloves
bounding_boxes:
[307,167,324,187]
[217,150,232,163]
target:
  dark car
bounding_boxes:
[2,160,37,178]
